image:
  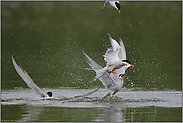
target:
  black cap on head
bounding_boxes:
[122,59,132,64]
[115,2,120,10]
[119,74,123,77]
[47,91,52,97]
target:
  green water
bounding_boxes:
[1,105,181,122]
[1,1,182,122]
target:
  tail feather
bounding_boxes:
[102,92,111,98]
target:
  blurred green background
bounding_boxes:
[1,1,182,90]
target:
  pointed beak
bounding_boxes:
[131,64,134,69]
[119,74,125,78]
[118,9,120,14]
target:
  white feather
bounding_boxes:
[12,55,46,98]
[82,50,129,98]
[119,38,126,60]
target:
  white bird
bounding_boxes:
[82,50,133,99]
[103,1,121,14]
[94,33,134,81]
[12,55,98,100]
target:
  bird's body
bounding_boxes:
[103,1,121,14]
[82,50,132,98]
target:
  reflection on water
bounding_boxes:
[96,105,124,122]
[1,103,182,122]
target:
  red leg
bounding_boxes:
[110,71,117,77]
[110,71,117,74]
[103,2,106,9]
[111,7,113,10]
[110,95,114,99]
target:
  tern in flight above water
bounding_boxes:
[94,33,134,81]
[103,1,121,14]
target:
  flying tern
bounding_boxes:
[94,33,134,81]
[103,1,121,14]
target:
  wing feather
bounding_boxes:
[103,47,120,66]
[12,55,45,98]
[118,38,126,60]
[81,50,116,89]
[107,33,120,52]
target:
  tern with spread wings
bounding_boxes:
[103,1,121,14]
[94,33,134,81]
[82,50,132,98]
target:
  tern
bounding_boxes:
[82,50,133,98]
[103,1,121,14]
[12,55,98,100]
[94,33,134,81]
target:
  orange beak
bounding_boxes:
[131,64,134,69]
[120,74,125,78]
[118,9,120,14]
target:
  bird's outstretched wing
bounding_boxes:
[103,47,120,66]
[81,50,116,89]
[118,38,126,60]
[72,88,99,98]
[103,33,121,66]
[12,55,45,98]
[107,33,120,52]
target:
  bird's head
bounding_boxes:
[122,59,134,69]
[119,63,134,78]
[119,74,125,78]
[115,1,120,14]
[46,91,53,97]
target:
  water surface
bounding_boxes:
[1,88,182,122]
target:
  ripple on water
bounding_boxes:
[1,88,182,108]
